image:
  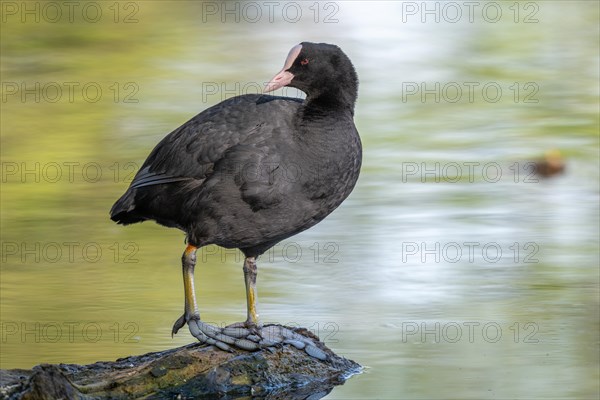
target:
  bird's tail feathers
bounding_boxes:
[110,189,145,225]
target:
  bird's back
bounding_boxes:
[110,94,301,225]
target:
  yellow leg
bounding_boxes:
[172,244,199,336]
[243,256,260,327]
[183,244,199,319]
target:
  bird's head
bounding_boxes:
[264,42,358,111]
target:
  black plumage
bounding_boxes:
[110,42,362,350]
[111,42,361,257]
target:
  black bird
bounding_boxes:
[110,42,362,352]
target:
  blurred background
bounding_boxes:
[1,1,598,398]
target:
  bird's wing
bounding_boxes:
[129,94,301,190]
[211,139,291,211]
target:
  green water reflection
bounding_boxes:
[1,1,598,399]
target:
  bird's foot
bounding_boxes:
[173,313,260,352]
[171,314,187,336]
[259,324,329,361]
[221,323,329,361]
[224,320,263,340]
[173,315,328,360]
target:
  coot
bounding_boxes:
[110,42,362,352]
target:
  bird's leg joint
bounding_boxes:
[242,256,257,275]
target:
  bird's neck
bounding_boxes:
[302,86,357,120]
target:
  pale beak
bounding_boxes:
[264,70,294,93]
[264,44,302,93]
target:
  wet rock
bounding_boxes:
[0,325,360,400]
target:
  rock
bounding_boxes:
[0,325,361,399]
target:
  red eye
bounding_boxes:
[300,58,309,66]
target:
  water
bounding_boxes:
[1,1,598,399]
